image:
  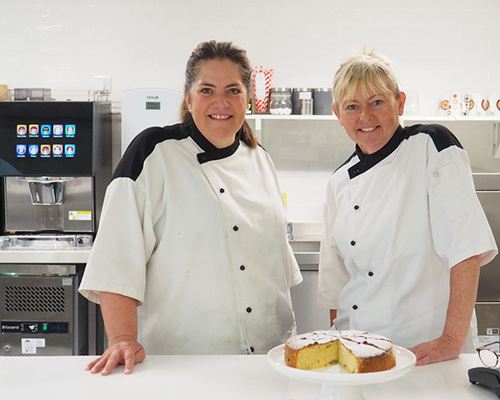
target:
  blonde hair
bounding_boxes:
[333,49,401,108]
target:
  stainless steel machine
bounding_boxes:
[473,173,500,350]
[0,263,86,356]
[288,222,330,334]
[0,100,111,356]
[0,101,111,233]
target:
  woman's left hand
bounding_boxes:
[408,334,461,366]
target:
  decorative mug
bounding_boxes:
[447,93,466,117]
[438,94,450,116]
[463,93,472,116]
[481,96,490,114]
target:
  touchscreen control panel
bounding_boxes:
[0,102,94,176]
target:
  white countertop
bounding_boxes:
[0,249,90,264]
[0,354,495,399]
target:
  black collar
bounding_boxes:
[182,113,241,164]
[348,125,405,179]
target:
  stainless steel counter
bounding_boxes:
[288,222,328,333]
[288,221,321,269]
[0,234,92,264]
[0,249,91,264]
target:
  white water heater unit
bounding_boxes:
[121,88,183,155]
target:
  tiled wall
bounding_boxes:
[2,0,500,220]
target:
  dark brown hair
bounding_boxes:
[181,40,257,148]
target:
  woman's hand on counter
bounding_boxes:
[88,292,144,375]
[408,334,461,366]
[85,335,145,375]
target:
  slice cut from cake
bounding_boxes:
[284,330,341,370]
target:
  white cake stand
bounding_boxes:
[267,344,416,400]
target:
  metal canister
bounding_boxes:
[312,88,333,115]
[300,98,313,115]
[292,88,313,115]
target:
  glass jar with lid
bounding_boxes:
[269,88,292,115]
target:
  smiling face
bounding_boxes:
[333,85,406,155]
[185,58,250,149]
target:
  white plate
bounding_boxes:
[267,344,416,386]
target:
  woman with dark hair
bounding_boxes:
[79,41,302,375]
[180,40,257,148]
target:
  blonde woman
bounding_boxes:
[318,50,497,366]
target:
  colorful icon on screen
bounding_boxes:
[17,125,27,136]
[64,144,75,157]
[28,144,39,157]
[53,124,64,136]
[40,144,51,156]
[53,144,63,156]
[41,125,51,137]
[29,124,39,136]
[16,144,27,156]
[65,124,76,137]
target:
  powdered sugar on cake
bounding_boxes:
[340,331,392,358]
[285,329,392,358]
[285,330,341,350]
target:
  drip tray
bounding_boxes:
[0,234,93,250]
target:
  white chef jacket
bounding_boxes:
[79,115,302,355]
[318,124,497,350]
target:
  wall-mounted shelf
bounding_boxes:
[402,116,500,123]
[245,113,500,139]
[246,114,336,120]
[246,114,336,132]
[245,114,500,121]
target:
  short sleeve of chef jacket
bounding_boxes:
[426,128,497,268]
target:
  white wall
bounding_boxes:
[3,0,499,111]
[2,0,500,220]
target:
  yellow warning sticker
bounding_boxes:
[69,211,92,221]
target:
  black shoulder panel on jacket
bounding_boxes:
[336,124,464,180]
[404,123,463,152]
[112,124,187,181]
